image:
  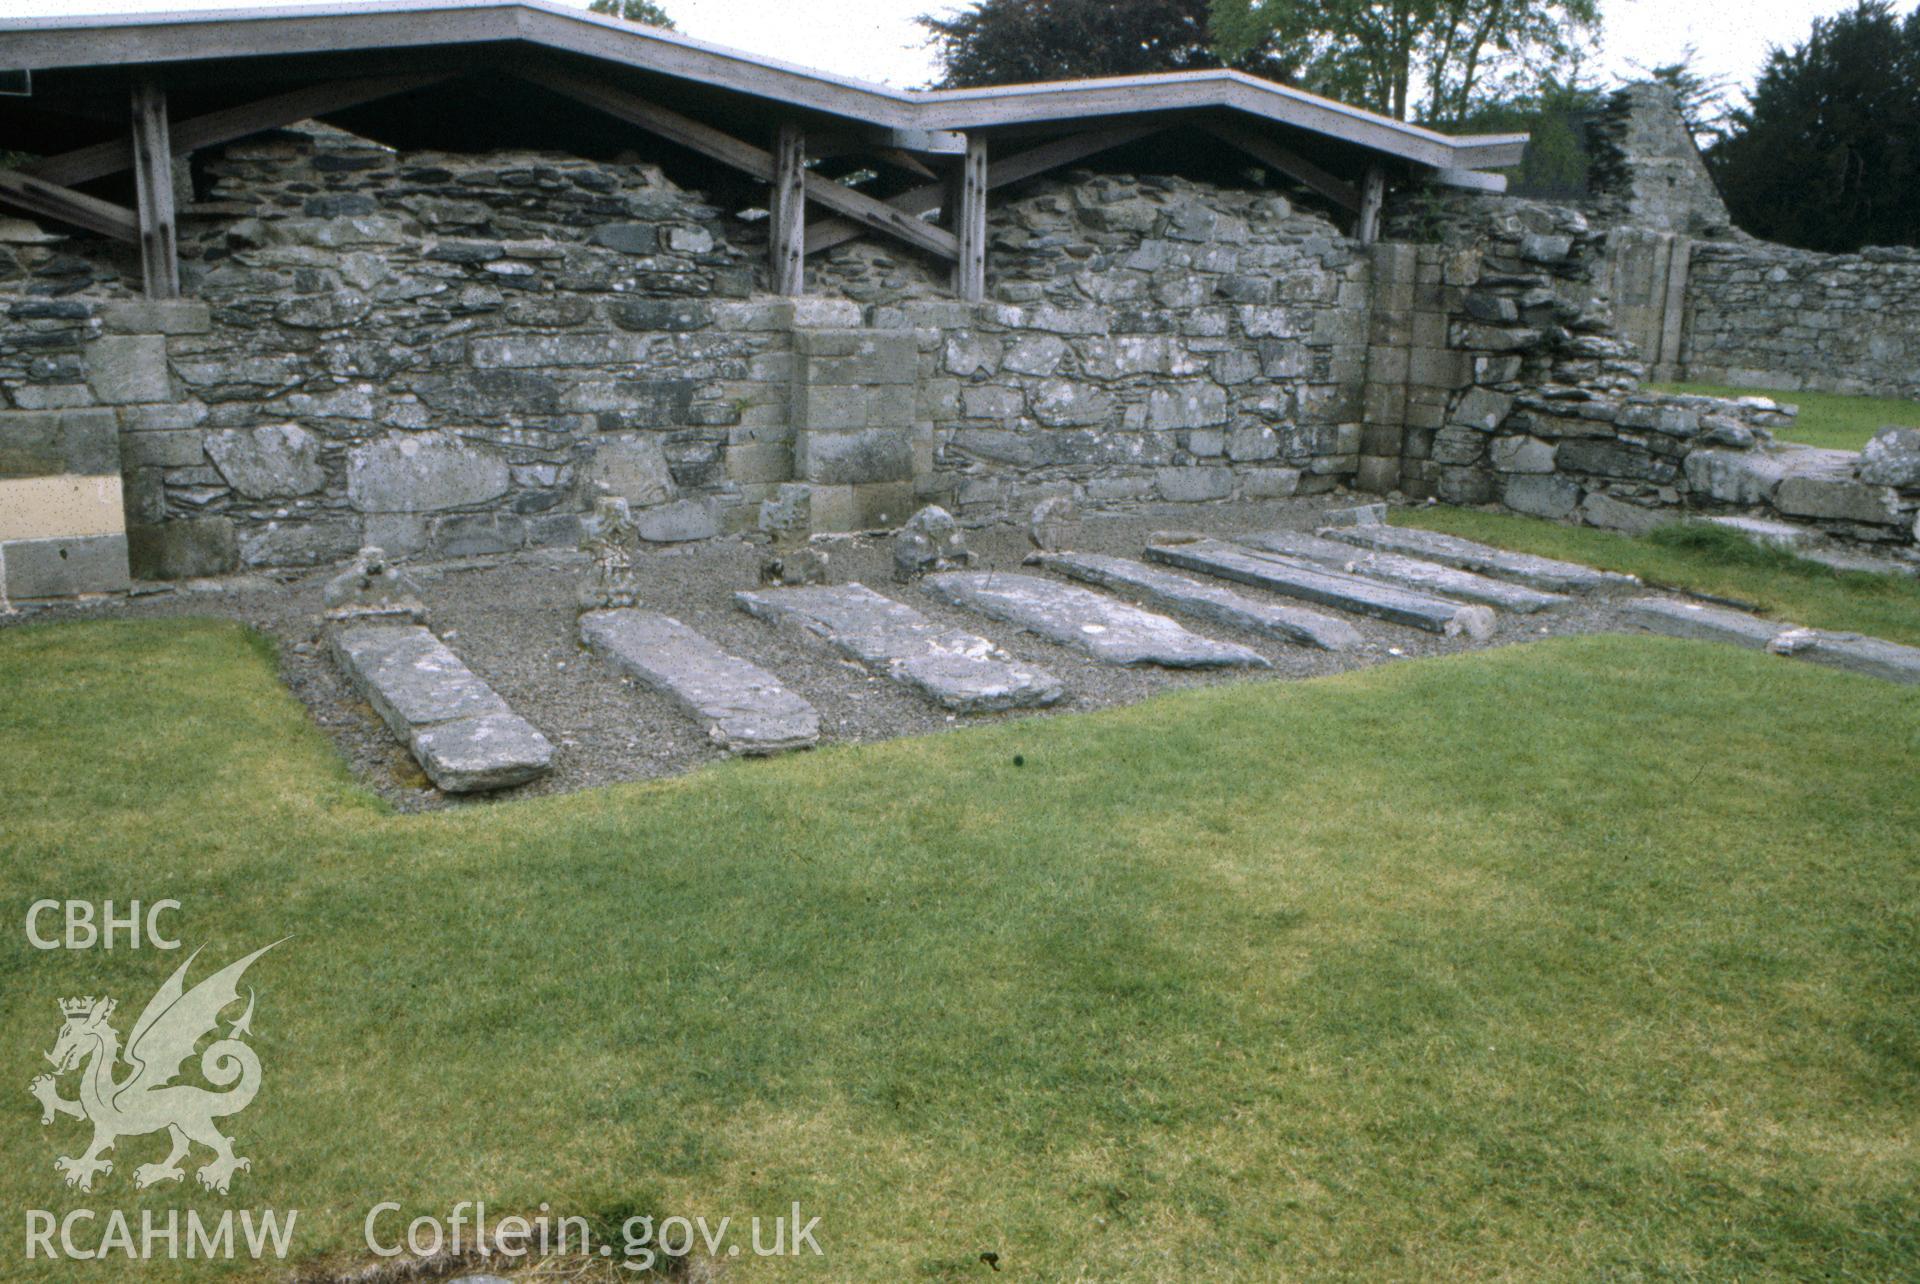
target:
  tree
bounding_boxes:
[1709,1,1920,252]
[588,0,674,28]
[919,0,1297,89]
[1210,0,1599,122]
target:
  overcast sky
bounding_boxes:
[3,0,1917,102]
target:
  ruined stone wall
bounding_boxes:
[1389,192,1919,549]
[884,174,1370,522]
[1,134,1374,586]
[1679,242,1920,400]
[1586,81,1920,402]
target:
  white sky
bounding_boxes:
[2,0,1916,101]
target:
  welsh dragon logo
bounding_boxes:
[29,941,284,1195]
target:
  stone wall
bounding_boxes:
[9,100,1917,602]
[1679,241,1920,400]
[880,174,1371,522]
[0,132,1378,589]
[1588,82,1920,402]
[1388,192,1920,549]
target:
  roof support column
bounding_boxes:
[1357,166,1387,247]
[947,134,987,303]
[130,77,180,299]
[769,122,806,296]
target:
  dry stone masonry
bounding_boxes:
[6,84,1920,605]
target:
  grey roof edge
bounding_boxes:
[0,0,1529,170]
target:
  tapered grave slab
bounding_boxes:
[581,609,820,755]
[1622,597,1784,649]
[1768,628,1920,684]
[1317,524,1639,592]
[1243,530,1569,614]
[1028,552,1363,652]
[735,582,1062,713]
[922,571,1269,668]
[1146,539,1494,638]
[331,623,552,792]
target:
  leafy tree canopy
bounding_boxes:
[919,0,1297,89]
[588,0,674,28]
[1211,0,1600,122]
[1709,1,1920,252]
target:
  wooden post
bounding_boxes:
[1357,166,1387,247]
[769,122,806,296]
[950,134,987,303]
[130,78,180,299]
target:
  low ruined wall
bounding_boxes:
[1393,193,1919,548]
[1680,241,1920,400]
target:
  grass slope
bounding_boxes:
[2,618,1917,1281]
[1652,382,1920,453]
[1397,507,1920,647]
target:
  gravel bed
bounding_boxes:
[3,497,1652,811]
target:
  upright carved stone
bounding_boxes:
[1027,496,1079,551]
[893,505,974,582]
[578,495,642,610]
[322,547,427,626]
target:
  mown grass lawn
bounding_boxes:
[2,618,1917,1281]
[1651,381,1920,452]
[1397,506,1920,647]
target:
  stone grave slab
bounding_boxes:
[735,582,1062,713]
[1621,597,1784,648]
[1146,539,1495,637]
[922,571,1269,668]
[1318,524,1639,592]
[1028,551,1364,652]
[331,623,553,791]
[580,609,820,755]
[1242,530,1569,613]
[1768,628,1920,685]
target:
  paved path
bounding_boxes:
[735,582,1064,713]
[581,609,819,755]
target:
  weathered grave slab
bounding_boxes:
[1621,597,1783,649]
[1769,627,1920,685]
[1027,552,1362,651]
[330,623,552,791]
[922,571,1269,668]
[1146,539,1495,637]
[580,609,820,755]
[1243,530,1569,613]
[412,713,558,793]
[735,582,1062,713]
[1318,524,1639,592]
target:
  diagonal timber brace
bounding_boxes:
[516,65,958,263]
